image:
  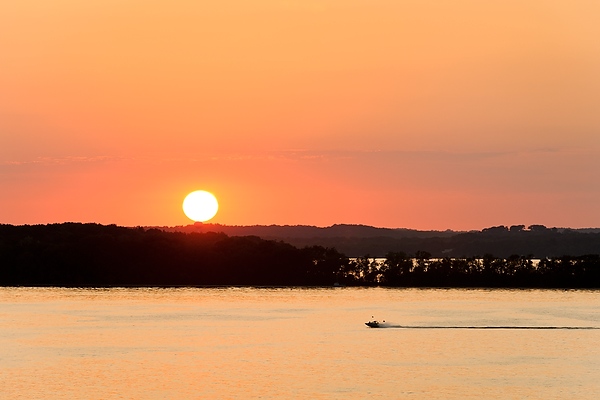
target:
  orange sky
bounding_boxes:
[1,0,599,230]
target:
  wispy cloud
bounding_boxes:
[0,155,128,167]
[2,147,590,168]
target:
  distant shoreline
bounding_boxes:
[2,285,598,291]
[1,223,599,288]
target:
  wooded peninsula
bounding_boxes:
[1,223,599,288]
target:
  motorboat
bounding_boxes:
[365,320,381,328]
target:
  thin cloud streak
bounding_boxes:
[0,155,127,166]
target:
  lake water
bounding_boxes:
[1,287,599,399]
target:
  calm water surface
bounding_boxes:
[1,287,599,399]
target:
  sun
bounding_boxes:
[182,190,219,222]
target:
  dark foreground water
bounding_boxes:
[1,287,599,399]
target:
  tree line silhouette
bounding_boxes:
[344,252,600,288]
[0,223,598,288]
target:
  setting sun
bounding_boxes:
[182,190,219,222]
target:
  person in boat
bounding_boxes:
[365,317,385,327]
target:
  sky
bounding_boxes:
[1,0,599,230]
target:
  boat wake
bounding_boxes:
[374,325,600,330]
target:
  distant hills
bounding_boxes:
[157,223,600,258]
[2,223,599,287]
[159,223,459,239]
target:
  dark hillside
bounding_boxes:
[1,223,599,288]
[0,223,346,286]
[161,224,600,258]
